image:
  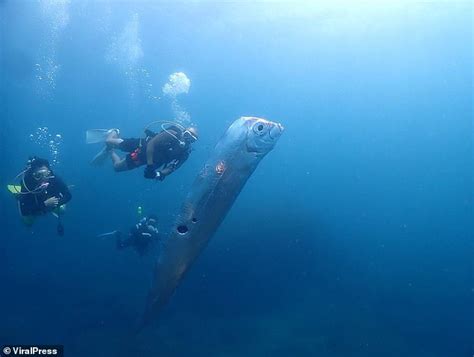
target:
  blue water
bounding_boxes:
[1,2,472,356]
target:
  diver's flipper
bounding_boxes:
[86,128,120,144]
[86,129,109,144]
[90,147,111,166]
[7,184,22,196]
[97,230,121,239]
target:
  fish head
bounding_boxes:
[242,117,284,154]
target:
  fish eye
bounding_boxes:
[253,122,267,136]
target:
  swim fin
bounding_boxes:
[86,128,120,144]
[97,230,121,239]
[7,184,22,196]
[90,147,111,166]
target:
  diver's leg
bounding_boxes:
[106,130,124,148]
[112,138,141,153]
[111,151,129,172]
[135,241,149,256]
[110,151,121,164]
[117,234,133,250]
[89,130,121,166]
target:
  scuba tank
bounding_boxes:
[145,121,187,148]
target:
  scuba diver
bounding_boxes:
[86,122,198,180]
[97,215,160,256]
[8,157,72,236]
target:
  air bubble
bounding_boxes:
[162,72,190,97]
[29,127,63,166]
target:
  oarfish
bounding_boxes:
[142,116,284,325]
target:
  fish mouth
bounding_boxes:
[269,123,284,139]
[241,116,284,140]
[243,116,284,153]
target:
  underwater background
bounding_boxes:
[1,1,472,356]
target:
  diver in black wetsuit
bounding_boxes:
[117,215,159,255]
[90,124,198,180]
[98,215,160,256]
[15,157,72,235]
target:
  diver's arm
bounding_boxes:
[144,135,165,179]
[145,131,180,179]
[172,151,189,171]
[160,152,189,179]
[146,135,162,166]
[54,177,72,206]
[130,223,151,241]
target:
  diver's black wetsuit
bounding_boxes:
[19,174,72,216]
[118,127,191,171]
[117,219,159,256]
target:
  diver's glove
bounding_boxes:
[144,165,158,179]
[157,171,165,181]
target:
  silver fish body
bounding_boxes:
[143,116,284,324]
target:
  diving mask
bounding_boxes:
[183,128,198,142]
[32,168,53,181]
